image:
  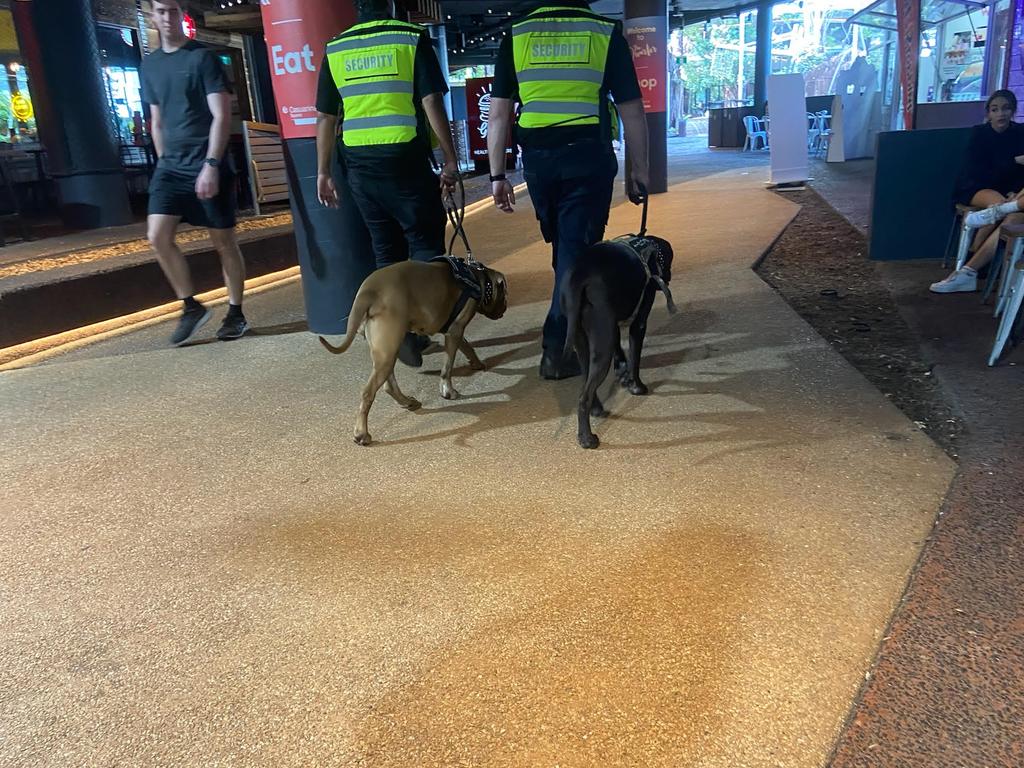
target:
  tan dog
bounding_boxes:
[319,258,508,445]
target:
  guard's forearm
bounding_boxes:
[487,97,514,176]
[422,93,457,166]
[316,113,338,175]
[618,99,649,174]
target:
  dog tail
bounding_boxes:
[561,271,584,358]
[318,289,374,355]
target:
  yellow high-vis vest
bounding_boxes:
[326,19,423,147]
[511,5,615,131]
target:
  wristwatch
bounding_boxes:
[204,157,220,168]
[489,173,506,182]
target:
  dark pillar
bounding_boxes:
[753,1,773,113]
[283,139,375,334]
[12,0,132,229]
[624,0,668,194]
[259,0,373,334]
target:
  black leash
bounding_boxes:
[444,173,474,262]
[624,182,676,315]
[630,181,649,236]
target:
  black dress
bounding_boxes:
[953,121,1024,205]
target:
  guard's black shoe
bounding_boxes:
[397,333,429,367]
[171,306,212,346]
[539,349,582,380]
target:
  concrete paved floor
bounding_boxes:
[0,166,954,767]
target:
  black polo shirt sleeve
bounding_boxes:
[316,54,341,115]
[492,36,517,100]
[415,32,449,100]
[604,25,642,104]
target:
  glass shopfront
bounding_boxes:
[96,23,145,145]
[850,0,1013,105]
[0,7,37,144]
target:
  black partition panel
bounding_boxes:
[870,127,973,260]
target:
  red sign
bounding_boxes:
[466,77,493,161]
[624,14,667,114]
[181,13,196,40]
[896,0,920,129]
[259,0,357,140]
[466,77,512,170]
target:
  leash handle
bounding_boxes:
[627,181,648,235]
[636,182,648,237]
[444,173,474,261]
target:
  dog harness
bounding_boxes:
[430,255,494,333]
[611,235,677,326]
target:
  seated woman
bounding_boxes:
[932,89,1024,293]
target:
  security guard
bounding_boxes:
[488,1,649,380]
[315,0,459,366]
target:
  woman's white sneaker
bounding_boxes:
[930,268,978,293]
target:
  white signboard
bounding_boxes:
[767,73,809,185]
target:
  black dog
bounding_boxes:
[561,235,675,449]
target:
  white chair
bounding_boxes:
[946,204,981,271]
[813,111,832,157]
[742,115,768,151]
[806,113,821,152]
[984,223,1024,317]
[989,258,1024,365]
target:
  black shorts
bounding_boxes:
[148,166,237,229]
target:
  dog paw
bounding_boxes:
[469,359,486,371]
[405,399,422,411]
[354,432,372,446]
[590,403,610,418]
[629,382,649,396]
[578,433,600,449]
[440,384,459,400]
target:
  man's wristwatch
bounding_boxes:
[204,157,220,168]
[489,173,506,182]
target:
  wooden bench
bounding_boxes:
[242,121,289,215]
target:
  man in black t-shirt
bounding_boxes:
[141,0,247,346]
[315,0,458,367]
[487,1,649,379]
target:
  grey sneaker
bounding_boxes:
[930,269,978,294]
[171,306,212,345]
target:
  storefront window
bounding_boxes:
[96,24,144,145]
[0,8,37,144]
[674,10,759,113]
[770,0,881,97]
[849,0,1008,105]
[920,3,988,103]
[984,0,1011,96]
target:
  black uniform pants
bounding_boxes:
[344,155,446,268]
[522,141,617,353]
